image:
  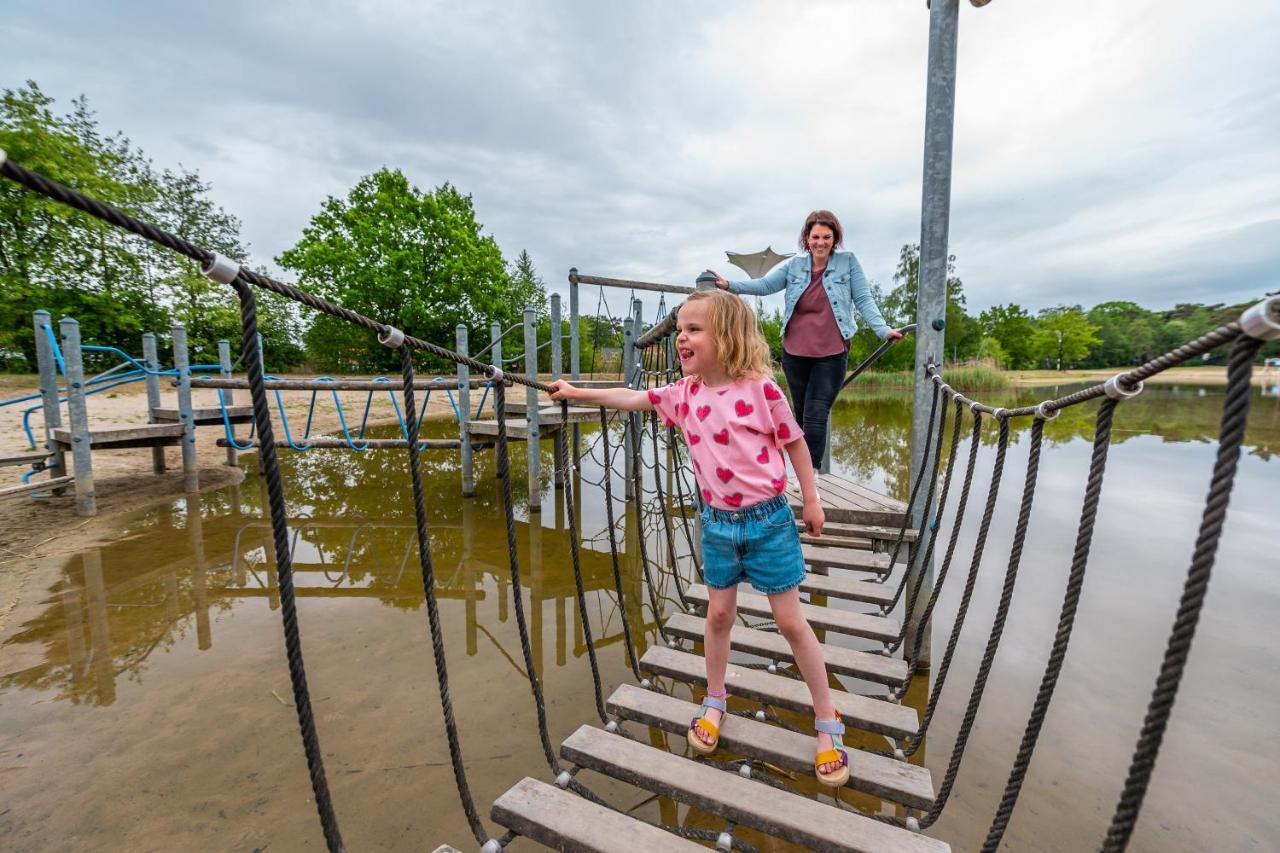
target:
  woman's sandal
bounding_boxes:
[814,713,851,787]
[687,689,728,755]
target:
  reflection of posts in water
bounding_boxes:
[230,481,243,518]
[257,473,280,610]
[462,497,478,657]
[164,572,180,622]
[83,550,116,705]
[529,512,543,678]
[556,597,567,668]
[61,588,88,687]
[188,492,211,650]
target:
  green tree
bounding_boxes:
[975,335,1009,368]
[279,169,538,372]
[978,303,1036,369]
[1030,305,1101,369]
[880,243,980,363]
[1085,301,1157,367]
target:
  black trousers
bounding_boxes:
[781,349,847,470]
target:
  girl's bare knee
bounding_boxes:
[775,613,809,643]
[706,605,736,633]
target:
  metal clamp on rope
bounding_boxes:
[0,147,7,167]
[970,401,982,414]
[1104,374,1143,399]
[480,839,502,853]
[377,325,405,348]
[1035,401,1060,421]
[716,831,734,851]
[1240,295,1280,340]
[200,252,241,284]
[489,365,505,384]
[993,407,1010,419]
[554,770,573,789]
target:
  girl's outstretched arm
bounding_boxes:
[548,379,655,412]
[784,437,824,536]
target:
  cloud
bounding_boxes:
[2,0,1276,330]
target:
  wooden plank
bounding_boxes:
[606,684,934,809]
[804,544,895,576]
[798,527,874,550]
[639,646,918,739]
[0,475,74,499]
[0,451,50,467]
[52,423,186,449]
[685,585,900,643]
[663,613,908,686]
[826,473,909,513]
[490,776,704,853]
[151,405,254,425]
[560,726,947,852]
[800,572,896,607]
[825,522,919,544]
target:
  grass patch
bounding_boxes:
[840,364,1012,394]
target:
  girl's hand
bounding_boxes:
[548,379,578,401]
[706,269,730,290]
[802,499,825,537]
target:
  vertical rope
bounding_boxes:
[628,416,670,642]
[649,410,690,608]
[667,423,704,582]
[876,380,943,587]
[558,400,608,723]
[1099,335,1259,852]
[397,345,488,845]
[232,280,344,852]
[598,408,643,679]
[492,381,561,773]
[903,412,1006,755]
[981,400,1119,848]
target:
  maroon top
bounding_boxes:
[784,265,848,357]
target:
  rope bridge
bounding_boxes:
[3,148,1276,851]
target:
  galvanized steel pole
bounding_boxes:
[457,324,474,497]
[524,308,541,511]
[33,310,67,487]
[907,0,960,670]
[218,339,237,466]
[60,317,95,516]
[172,324,199,491]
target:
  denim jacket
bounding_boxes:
[727,250,892,342]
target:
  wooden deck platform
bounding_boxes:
[151,405,254,426]
[487,470,945,852]
[52,423,186,449]
[787,471,908,527]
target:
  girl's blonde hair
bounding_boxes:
[680,289,773,381]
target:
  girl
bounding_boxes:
[548,288,850,787]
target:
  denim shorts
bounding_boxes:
[700,494,806,595]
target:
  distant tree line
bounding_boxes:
[757,244,1277,371]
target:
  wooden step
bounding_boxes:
[799,530,874,550]
[0,475,74,499]
[685,585,900,643]
[52,423,186,449]
[561,726,948,852]
[0,451,50,467]
[151,405,254,425]
[490,776,703,852]
[606,684,934,809]
[803,544,896,576]
[831,522,919,544]
[663,613,908,686]
[639,646,918,739]
[787,472,908,527]
[800,572,896,607]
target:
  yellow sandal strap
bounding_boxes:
[693,716,720,738]
[815,748,846,767]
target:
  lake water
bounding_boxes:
[1,382,1275,851]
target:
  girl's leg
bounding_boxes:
[694,584,738,746]
[768,587,843,774]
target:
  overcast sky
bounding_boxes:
[5,0,1278,324]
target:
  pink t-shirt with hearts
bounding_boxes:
[647,375,804,511]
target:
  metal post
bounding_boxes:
[906,0,960,670]
[568,270,582,469]
[33,310,67,488]
[172,324,199,491]
[60,317,95,517]
[142,331,166,474]
[622,316,635,500]
[218,339,237,467]
[524,307,541,512]
[550,294,566,489]
[457,324,475,497]
[491,321,503,480]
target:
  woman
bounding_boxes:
[710,210,904,470]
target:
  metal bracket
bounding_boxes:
[1035,401,1060,421]
[377,325,405,348]
[199,252,241,284]
[1103,374,1143,400]
[0,147,7,167]
[1241,295,1280,340]
[489,365,504,383]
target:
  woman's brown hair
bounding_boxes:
[798,209,845,252]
